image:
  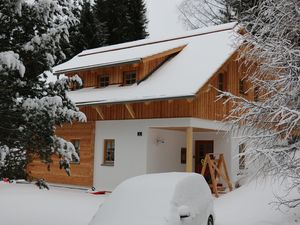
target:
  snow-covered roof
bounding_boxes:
[54,22,240,106]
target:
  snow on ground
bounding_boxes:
[215,178,300,225]
[0,182,106,225]
[1,176,300,225]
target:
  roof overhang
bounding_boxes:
[54,58,142,75]
[75,94,195,107]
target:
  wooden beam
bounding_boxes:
[186,127,193,172]
[168,99,174,104]
[94,106,105,120]
[144,101,151,106]
[186,98,194,103]
[125,104,136,119]
[142,45,187,63]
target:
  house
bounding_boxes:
[27,22,252,190]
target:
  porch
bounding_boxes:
[147,125,235,195]
[93,118,238,191]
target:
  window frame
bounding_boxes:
[217,72,226,94]
[254,86,259,102]
[70,139,80,164]
[123,71,137,85]
[98,75,110,88]
[238,143,246,171]
[239,79,246,95]
[103,139,115,166]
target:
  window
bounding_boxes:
[239,79,246,95]
[239,143,246,170]
[103,139,115,165]
[123,71,136,85]
[218,73,226,92]
[254,86,260,101]
[181,148,186,164]
[70,139,80,163]
[99,75,109,88]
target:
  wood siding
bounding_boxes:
[79,54,254,122]
[28,52,253,186]
[27,122,95,187]
[67,56,169,88]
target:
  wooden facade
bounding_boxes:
[76,53,253,122]
[28,49,253,187]
[27,122,95,186]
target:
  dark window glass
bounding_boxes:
[123,71,136,85]
[218,73,225,92]
[254,86,259,101]
[99,75,109,87]
[239,79,245,94]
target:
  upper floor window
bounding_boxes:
[239,79,246,95]
[218,73,225,92]
[254,86,259,102]
[123,71,136,85]
[99,75,109,88]
[70,139,80,163]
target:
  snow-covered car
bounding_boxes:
[89,172,214,225]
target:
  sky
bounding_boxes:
[145,0,187,38]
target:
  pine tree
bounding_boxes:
[93,0,148,46]
[67,0,101,59]
[0,0,86,179]
[126,0,148,42]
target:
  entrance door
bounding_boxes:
[195,141,213,179]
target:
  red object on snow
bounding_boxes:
[3,178,9,183]
[89,191,107,195]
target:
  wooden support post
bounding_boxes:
[125,104,136,119]
[186,127,193,172]
[94,105,105,120]
[186,98,194,103]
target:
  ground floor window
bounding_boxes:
[103,139,115,165]
[239,143,246,170]
[70,139,80,163]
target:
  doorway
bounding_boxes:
[195,140,214,180]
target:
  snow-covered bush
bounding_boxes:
[0,0,85,178]
[0,147,26,180]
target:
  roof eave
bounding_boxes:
[74,94,196,107]
[53,58,142,75]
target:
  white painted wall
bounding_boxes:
[146,128,186,173]
[93,120,148,190]
[93,118,237,190]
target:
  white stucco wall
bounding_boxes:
[146,128,186,173]
[93,120,148,190]
[93,118,237,190]
[93,118,193,190]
